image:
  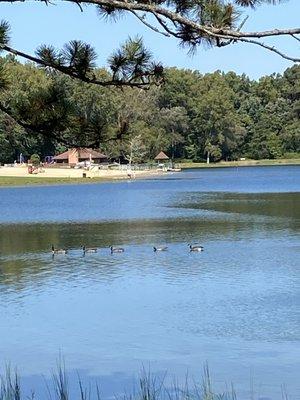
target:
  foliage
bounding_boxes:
[0,17,163,89]
[0,363,238,400]
[0,57,299,163]
[1,0,299,72]
[29,153,40,165]
[0,0,298,164]
[125,134,147,165]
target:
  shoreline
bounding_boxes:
[0,159,299,187]
[0,167,165,187]
[178,158,300,169]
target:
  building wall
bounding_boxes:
[68,149,79,164]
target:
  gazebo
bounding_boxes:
[154,151,169,163]
[154,151,170,170]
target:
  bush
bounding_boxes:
[283,152,300,159]
[30,154,40,166]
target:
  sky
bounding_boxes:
[0,0,299,79]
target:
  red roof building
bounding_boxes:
[53,148,108,165]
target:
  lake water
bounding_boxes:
[0,166,299,400]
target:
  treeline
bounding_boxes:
[0,56,299,163]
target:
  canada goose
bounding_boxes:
[153,246,168,252]
[82,245,97,254]
[189,244,204,252]
[110,246,124,253]
[51,245,68,255]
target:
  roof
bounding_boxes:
[154,151,169,160]
[53,150,70,160]
[53,148,107,161]
[77,148,107,159]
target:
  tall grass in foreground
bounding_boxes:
[0,364,288,400]
[0,367,20,400]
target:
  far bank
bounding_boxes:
[179,158,300,169]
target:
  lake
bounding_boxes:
[0,165,299,400]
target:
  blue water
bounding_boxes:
[0,166,299,400]
[0,165,299,224]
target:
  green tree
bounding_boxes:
[0,54,299,164]
[190,72,242,161]
[157,106,189,158]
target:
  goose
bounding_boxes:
[189,244,204,252]
[110,246,124,254]
[51,245,68,255]
[82,245,97,254]
[153,246,168,252]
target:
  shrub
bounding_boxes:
[30,154,40,166]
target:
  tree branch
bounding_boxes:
[0,102,74,146]
[291,34,300,43]
[233,37,300,63]
[1,0,299,63]
[1,0,299,40]
[0,44,162,88]
[153,13,181,38]
[67,0,300,62]
[56,0,300,39]
[129,11,170,37]
[0,101,131,148]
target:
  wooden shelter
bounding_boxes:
[53,148,108,165]
[154,151,169,162]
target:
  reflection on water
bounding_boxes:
[0,166,299,400]
[175,191,300,220]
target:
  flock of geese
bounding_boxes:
[51,244,204,255]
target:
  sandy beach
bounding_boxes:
[0,165,165,180]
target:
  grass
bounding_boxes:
[178,158,300,169]
[0,364,242,400]
[0,366,20,400]
[0,176,113,187]
[0,363,290,400]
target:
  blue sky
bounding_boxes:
[1,0,299,79]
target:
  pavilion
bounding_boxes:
[53,148,108,165]
[154,151,169,164]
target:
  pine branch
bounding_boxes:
[153,13,181,38]
[129,11,170,37]
[291,34,300,43]
[0,0,299,68]
[1,0,299,41]
[46,0,300,40]
[0,102,73,146]
[233,37,300,63]
[0,44,163,88]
